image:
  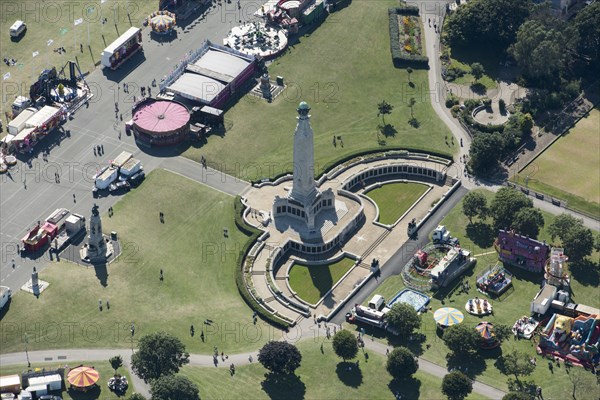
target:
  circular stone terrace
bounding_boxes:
[240,151,461,326]
[472,104,510,126]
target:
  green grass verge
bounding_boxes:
[513,108,600,217]
[444,43,499,91]
[180,339,487,400]
[0,360,134,399]
[0,170,282,354]
[184,0,455,181]
[0,0,159,118]
[365,182,429,225]
[288,258,355,304]
[353,189,600,399]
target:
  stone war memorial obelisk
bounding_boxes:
[273,102,335,230]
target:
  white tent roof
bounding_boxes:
[193,49,250,80]
[25,106,61,128]
[168,73,225,103]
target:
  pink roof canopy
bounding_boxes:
[133,100,190,136]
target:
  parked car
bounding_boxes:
[109,180,130,193]
[128,170,145,187]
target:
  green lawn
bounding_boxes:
[366,182,429,225]
[0,170,281,354]
[443,43,499,91]
[288,258,355,304]
[352,189,600,399]
[513,108,600,218]
[0,0,159,120]
[180,340,487,400]
[183,0,455,181]
[0,360,134,399]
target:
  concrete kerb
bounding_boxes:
[415,180,462,234]
[267,247,311,317]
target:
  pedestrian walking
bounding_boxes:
[73,193,76,203]
[160,269,164,281]
[80,43,83,53]
[106,299,110,309]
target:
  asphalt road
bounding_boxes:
[0,1,256,291]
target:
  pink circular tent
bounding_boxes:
[132,99,190,147]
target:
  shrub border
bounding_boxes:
[234,196,291,330]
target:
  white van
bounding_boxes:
[9,20,27,38]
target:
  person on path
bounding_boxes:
[160,269,164,281]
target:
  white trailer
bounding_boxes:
[111,151,133,168]
[95,166,119,189]
[101,27,142,70]
[0,286,12,310]
[7,108,36,135]
[119,157,142,178]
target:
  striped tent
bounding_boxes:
[67,366,99,388]
[433,307,464,327]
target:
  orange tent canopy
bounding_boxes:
[67,366,99,387]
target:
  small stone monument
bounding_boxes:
[81,203,113,262]
[260,73,271,99]
[31,267,39,296]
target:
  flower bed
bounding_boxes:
[388,7,429,68]
[398,15,423,57]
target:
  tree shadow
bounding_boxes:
[447,352,487,379]
[387,333,427,357]
[569,259,600,287]
[470,83,487,95]
[260,372,306,400]
[388,376,421,399]
[408,118,420,128]
[379,124,397,137]
[335,362,363,388]
[67,385,102,399]
[465,222,496,248]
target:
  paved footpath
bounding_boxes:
[1,327,506,399]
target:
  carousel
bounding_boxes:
[132,98,190,147]
[224,21,288,59]
[146,10,176,34]
[476,321,499,349]
[465,297,493,316]
[108,375,129,394]
[67,366,100,391]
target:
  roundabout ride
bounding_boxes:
[224,21,288,59]
[146,10,177,34]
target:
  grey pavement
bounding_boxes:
[0,0,256,292]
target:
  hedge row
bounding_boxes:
[251,147,453,186]
[233,196,291,330]
[388,8,429,69]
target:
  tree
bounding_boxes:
[131,331,190,383]
[258,341,302,375]
[468,132,503,176]
[572,2,600,68]
[332,330,358,361]
[377,100,393,125]
[470,63,485,83]
[127,394,147,400]
[443,324,480,356]
[510,19,566,82]
[407,67,413,83]
[386,303,421,338]
[445,0,530,49]
[499,350,535,383]
[489,187,533,231]
[548,214,594,262]
[567,365,600,399]
[493,324,513,345]
[462,191,488,223]
[109,355,123,375]
[512,207,545,238]
[518,113,534,135]
[386,347,418,380]
[502,392,530,400]
[442,371,473,400]
[151,374,200,400]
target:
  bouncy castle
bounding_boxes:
[538,313,600,366]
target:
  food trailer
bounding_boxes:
[101,27,143,70]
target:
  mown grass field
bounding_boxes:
[180,340,487,400]
[288,257,355,305]
[354,189,600,399]
[0,170,282,354]
[365,182,429,225]
[183,0,455,181]
[513,108,600,218]
[0,0,159,120]
[0,360,134,399]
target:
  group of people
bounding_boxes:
[93,144,105,156]
[3,57,17,66]
[53,47,67,54]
